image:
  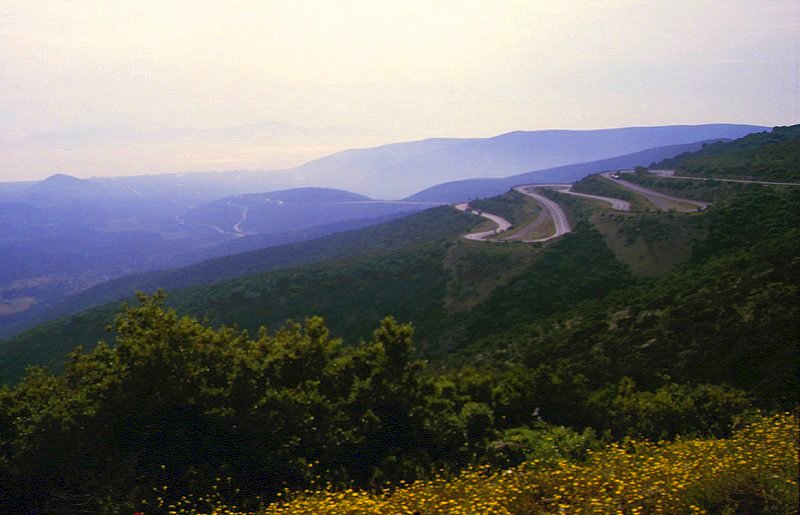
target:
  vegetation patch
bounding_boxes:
[570,174,651,211]
[470,191,541,227]
[0,297,36,316]
[656,124,800,182]
[591,210,703,276]
[443,242,540,313]
[181,413,800,514]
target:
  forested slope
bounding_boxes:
[4,206,474,338]
[0,127,797,513]
[656,124,800,181]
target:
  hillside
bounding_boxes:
[0,194,666,382]
[324,124,765,198]
[29,123,762,201]
[163,212,407,268]
[655,124,800,181]
[4,128,796,384]
[0,180,434,339]
[0,172,784,384]
[0,207,477,366]
[0,125,763,340]
[406,140,718,203]
[0,127,797,513]
[183,187,433,236]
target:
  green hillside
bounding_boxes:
[457,186,799,406]
[0,128,798,513]
[0,217,633,382]
[656,124,800,181]
[15,206,475,329]
[4,128,798,384]
[0,189,705,383]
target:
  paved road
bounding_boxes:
[232,206,250,237]
[337,200,446,206]
[603,169,800,212]
[227,201,253,237]
[648,169,800,187]
[452,167,797,245]
[454,203,513,241]
[511,186,572,242]
[454,181,629,243]
[601,172,710,211]
[545,184,631,211]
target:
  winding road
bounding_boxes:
[232,206,250,237]
[454,203,513,241]
[511,186,572,242]
[454,168,799,245]
[225,201,253,237]
[647,169,800,187]
[601,172,710,211]
[545,184,631,211]
[455,182,630,243]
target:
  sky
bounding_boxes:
[0,0,798,181]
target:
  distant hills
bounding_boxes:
[17,206,473,331]
[278,124,767,198]
[5,120,394,184]
[0,180,434,338]
[182,187,436,237]
[1,126,796,515]
[0,123,772,340]
[3,124,797,389]
[2,123,766,201]
[406,141,716,203]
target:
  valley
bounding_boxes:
[4,126,798,381]
[0,125,761,340]
[2,4,797,512]
[452,172,706,245]
[0,125,797,513]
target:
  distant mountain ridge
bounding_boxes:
[182,187,434,237]
[235,187,370,203]
[0,181,432,339]
[405,140,720,202]
[0,126,769,340]
[285,124,767,198]
[0,123,767,201]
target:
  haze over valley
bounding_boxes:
[0,123,768,337]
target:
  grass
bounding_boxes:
[469,191,541,228]
[591,210,704,277]
[535,183,702,277]
[570,175,653,212]
[470,191,556,242]
[500,211,553,241]
[160,412,798,514]
[443,240,541,312]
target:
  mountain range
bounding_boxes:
[0,125,797,514]
[0,123,771,341]
[2,123,766,201]
[2,125,796,389]
[243,124,768,197]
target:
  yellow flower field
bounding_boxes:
[172,413,799,514]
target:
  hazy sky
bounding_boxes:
[1,0,797,180]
